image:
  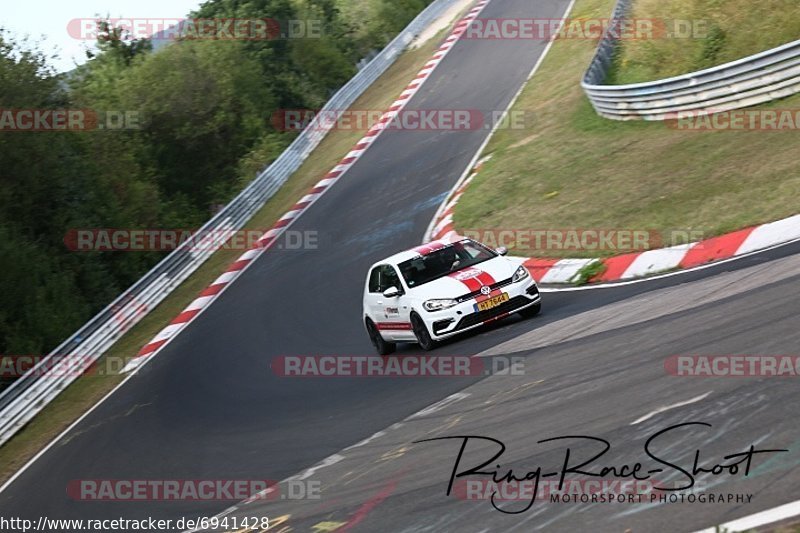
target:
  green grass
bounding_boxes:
[571,260,606,285]
[454,0,800,259]
[0,25,453,485]
[610,0,800,84]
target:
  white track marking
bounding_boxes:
[294,454,345,481]
[630,391,712,425]
[345,430,387,451]
[409,392,470,418]
[693,499,800,533]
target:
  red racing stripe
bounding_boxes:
[448,268,496,297]
[376,322,412,331]
[448,271,481,292]
[474,270,496,287]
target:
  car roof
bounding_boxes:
[371,236,470,268]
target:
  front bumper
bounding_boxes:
[424,278,541,340]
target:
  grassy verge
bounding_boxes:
[0,24,452,484]
[454,0,800,259]
[610,0,800,84]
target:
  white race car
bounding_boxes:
[362,237,541,354]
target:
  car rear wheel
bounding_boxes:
[366,318,395,355]
[518,301,541,318]
[411,313,437,351]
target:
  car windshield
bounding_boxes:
[398,240,496,288]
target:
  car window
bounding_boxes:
[368,265,401,293]
[368,267,381,293]
[379,265,400,292]
[398,240,496,288]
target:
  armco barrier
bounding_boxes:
[582,0,800,120]
[0,0,461,447]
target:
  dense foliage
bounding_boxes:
[0,0,430,355]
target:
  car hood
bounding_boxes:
[407,256,519,299]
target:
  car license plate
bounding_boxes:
[474,292,509,312]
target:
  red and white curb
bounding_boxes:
[426,162,800,285]
[525,214,799,284]
[121,0,491,373]
[427,154,493,241]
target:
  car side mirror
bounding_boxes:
[496,246,508,256]
[383,286,401,298]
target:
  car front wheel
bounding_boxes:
[411,312,437,351]
[366,318,395,355]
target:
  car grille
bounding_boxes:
[454,295,532,331]
[455,276,514,303]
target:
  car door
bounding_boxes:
[371,264,410,332]
[365,265,383,321]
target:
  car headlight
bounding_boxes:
[512,265,530,283]
[423,299,458,312]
